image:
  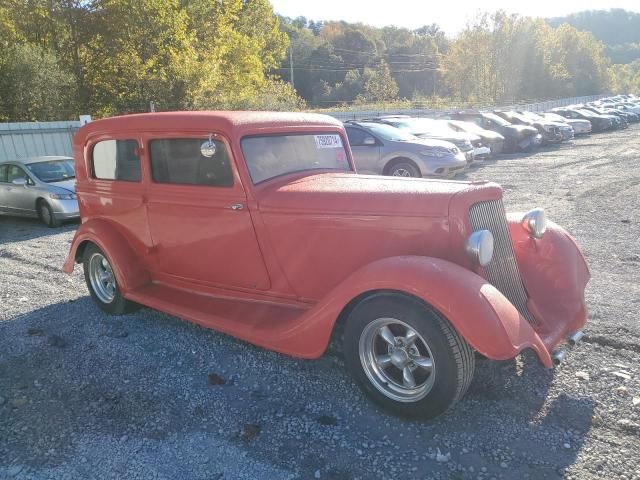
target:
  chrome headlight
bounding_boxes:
[466,230,494,267]
[49,193,77,200]
[521,208,546,238]
[420,149,447,158]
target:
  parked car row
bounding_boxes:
[344,94,640,179]
[1,96,638,227]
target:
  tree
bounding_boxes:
[0,43,76,121]
[359,62,399,102]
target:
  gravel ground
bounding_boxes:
[1,125,639,480]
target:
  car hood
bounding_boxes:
[47,179,76,193]
[415,131,470,144]
[256,173,495,217]
[504,124,538,137]
[393,138,459,150]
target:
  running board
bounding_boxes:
[124,283,330,359]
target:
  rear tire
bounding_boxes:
[387,161,421,178]
[37,200,61,228]
[343,293,475,419]
[82,243,139,315]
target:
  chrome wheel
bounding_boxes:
[89,253,116,304]
[359,317,436,402]
[391,168,412,177]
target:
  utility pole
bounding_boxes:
[289,45,295,91]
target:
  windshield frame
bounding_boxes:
[25,159,76,183]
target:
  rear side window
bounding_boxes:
[92,139,141,181]
[149,138,233,187]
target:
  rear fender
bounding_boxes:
[62,218,150,293]
[273,256,551,366]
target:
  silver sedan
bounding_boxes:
[0,156,79,227]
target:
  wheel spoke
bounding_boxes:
[101,258,109,269]
[412,356,433,370]
[375,354,392,369]
[378,326,396,346]
[404,328,418,346]
[402,367,416,388]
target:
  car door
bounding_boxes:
[3,164,37,215]
[144,133,271,291]
[345,126,381,174]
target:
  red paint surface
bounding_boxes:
[64,112,589,367]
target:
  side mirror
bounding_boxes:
[11,178,27,187]
[363,136,376,146]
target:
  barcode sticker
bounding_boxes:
[314,134,343,149]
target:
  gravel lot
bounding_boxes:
[1,125,639,480]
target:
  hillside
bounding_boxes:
[548,8,640,63]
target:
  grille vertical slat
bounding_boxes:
[469,200,539,326]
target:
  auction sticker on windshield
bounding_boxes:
[315,134,343,149]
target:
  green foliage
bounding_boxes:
[444,12,611,103]
[0,0,300,120]
[609,61,640,94]
[0,43,76,121]
[279,17,446,107]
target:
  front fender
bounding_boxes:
[271,256,551,366]
[508,214,590,350]
[62,218,150,293]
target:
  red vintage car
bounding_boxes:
[63,111,589,419]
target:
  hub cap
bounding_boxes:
[89,253,116,303]
[359,318,436,402]
[392,168,412,177]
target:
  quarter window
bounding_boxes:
[92,139,141,181]
[0,165,7,183]
[149,138,233,187]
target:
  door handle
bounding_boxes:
[227,203,244,211]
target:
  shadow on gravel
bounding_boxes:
[0,299,596,479]
[0,216,78,245]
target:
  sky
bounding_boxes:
[270,0,640,35]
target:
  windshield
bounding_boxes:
[544,113,565,122]
[360,122,417,142]
[483,113,511,126]
[384,118,452,136]
[26,159,75,183]
[449,120,483,134]
[577,109,597,117]
[241,133,352,184]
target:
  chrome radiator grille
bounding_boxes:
[469,200,538,326]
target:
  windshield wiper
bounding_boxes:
[48,175,76,183]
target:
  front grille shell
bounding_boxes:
[469,200,539,326]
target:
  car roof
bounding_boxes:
[0,156,73,165]
[76,111,343,140]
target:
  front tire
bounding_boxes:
[388,161,421,178]
[37,200,61,228]
[82,243,138,315]
[343,294,475,419]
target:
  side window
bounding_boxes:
[92,139,141,181]
[0,165,7,183]
[7,165,28,183]
[149,138,233,187]
[346,127,367,146]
